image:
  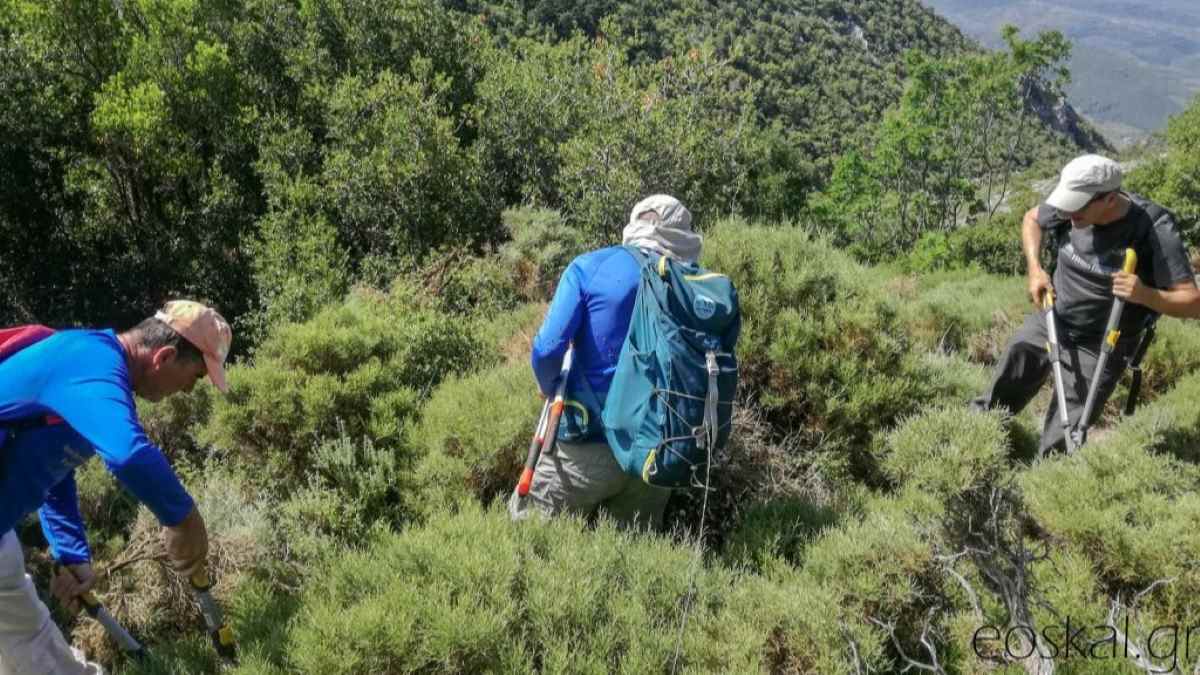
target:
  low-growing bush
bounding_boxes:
[420,248,525,318]
[1022,372,1200,633]
[721,498,839,574]
[497,207,592,301]
[880,407,1010,499]
[199,288,480,486]
[285,505,797,674]
[904,216,1024,277]
[75,469,274,670]
[702,219,963,485]
[894,270,1026,363]
[406,361,541,518]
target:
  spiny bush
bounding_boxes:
[284,505,797,674]
[702,219,961,484]
[420,249,525,318]
[1021,372,1200,629]
[199,287,480,486]
[903,215,1025,277]
[138,386,215,461]
[771,488,947,673]
[76,469,273,670]
[880,407,1011,499]
[406,360,542,518]
[497,207,592,301]
[720,497,839,574]
[1110,316,1200,411]
[893,270,1026,363]
[271,432,413,557]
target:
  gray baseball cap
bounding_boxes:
[1045,154,1123,212]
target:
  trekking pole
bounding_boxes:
[1072,248,1137,450]
[189,570,238,667]
[1042,289,1075,455]
[56,565,147,661]
[516,345,574,497]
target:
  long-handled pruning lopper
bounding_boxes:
[57,564,146,661]
[1041,288,1075,456]
[190,569,238,667]
[65,563,238,667]
[1071,248,1138,451]
[516,345,574,497]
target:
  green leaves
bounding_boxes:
[812,28,1075,263]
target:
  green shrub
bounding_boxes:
[721,498,839,573]
[285,505,796,674]
[1110,316,1200,411]
[771,489,946,673]
[139,386,214,461]
[702,219,956,484]
[422,250,524,318]
[894,270,1026,363]
[880,407,1010,500]
[1021,372,1200,625]
[497,207,592,301]
[407,361,541,518]
[904,216,1025,277]
[199,288,479,486]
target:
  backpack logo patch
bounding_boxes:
[693,294,717,320]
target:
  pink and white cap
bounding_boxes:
[154,300,233,393]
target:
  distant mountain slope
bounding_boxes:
[451,0,1098,178]
[922,0,1200,145]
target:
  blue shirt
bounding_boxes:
[0,330,195,563]
[532,246,641,407]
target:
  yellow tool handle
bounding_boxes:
[1041,288,1055,311]
[1122,248,1137,275]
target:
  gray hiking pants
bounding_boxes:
[507,439,672,531]
[972,311,1139,454]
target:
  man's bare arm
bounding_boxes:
[1113,276,1200,319]
[1022,206,1051,305]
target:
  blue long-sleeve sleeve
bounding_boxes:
[532,263,586,396]
[39,365,195,527]
[39,471,91,564]
[0,330,196,543]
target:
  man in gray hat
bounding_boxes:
[972,154,1200,453]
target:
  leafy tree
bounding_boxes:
[811,27,1074,262]
[1126,93,1200,247]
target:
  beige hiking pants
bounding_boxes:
[0,530,103,675]
[508,439,672,531]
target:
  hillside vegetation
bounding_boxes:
[1,0,1088,338]
[36,201,1200,674]
[5,0,1200,673]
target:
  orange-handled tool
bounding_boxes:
[516,346,574,496]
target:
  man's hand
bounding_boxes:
[1112,271,1148,305]
[1027,266,1052,306]
[162,507,208,580]
[51,563,96,615]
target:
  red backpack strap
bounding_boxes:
[0,325,63,428]
[0,325,55,362]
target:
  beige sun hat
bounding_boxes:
[154,300,233,393]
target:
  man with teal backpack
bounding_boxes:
[508,195,740,530]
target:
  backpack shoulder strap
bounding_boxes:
[0,325,55,363]
[1128,196,1170,325]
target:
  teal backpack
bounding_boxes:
[602,246,740,488]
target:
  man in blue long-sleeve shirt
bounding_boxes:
[0,300,231,674]
[509,195,702,530]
